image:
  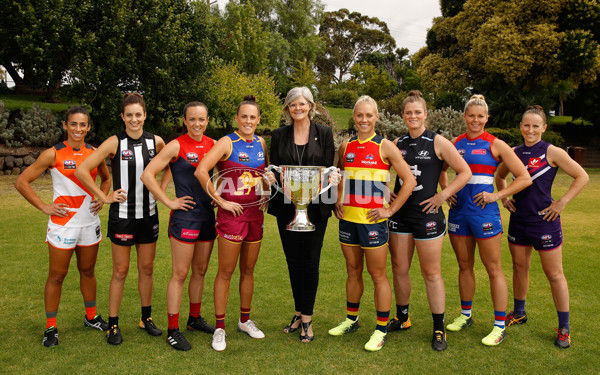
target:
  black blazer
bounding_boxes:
[267,121,336,222]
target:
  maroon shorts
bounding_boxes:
[216,216,264,243]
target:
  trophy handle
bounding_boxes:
[318,166,338,195]
[265,164,283,193]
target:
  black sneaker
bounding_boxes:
[187,316,216,334]
[84,315,109,331]
[554,328,571,349]
[42,327,58,347]
[107,325,122,345]
[387,317,412,332]
[139,317,162,336]
[167,329,192,351]
[506,311,528,326]
[431,330,448,351]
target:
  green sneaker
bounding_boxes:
[364,330,386,352]
[446,314,473,332]
[481,326,506,346]
[328,318,360,336]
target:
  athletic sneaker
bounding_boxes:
[106,325,123,345]
[42,327,58,347]
[187,316,215,334]
[481,326,506,346]
[84,315,109,331]
[554,328,571,349]
[506,311,528,326]
[387,317,412,332]
[431,330,447,351]
[212,328,226,351]
[364,330,386,352]
[446,314,473,332]
[238,320,265,339]
[139,317,162,336]
[167,329,192,351]
[328,318,360,336]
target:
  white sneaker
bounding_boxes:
[212,328,226,351]
[238,319,265,339]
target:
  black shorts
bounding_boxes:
[108,215,159,246]
[388,211,446,240]
[168,216,216,243]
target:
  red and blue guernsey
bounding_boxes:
[170,133,215,221]
[452,131,500,215]
[512,140,558,218]
[343,134,390,224]
[216,132,266,222]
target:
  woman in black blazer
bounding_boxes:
[267,87,335,342]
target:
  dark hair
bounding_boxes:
[236,95,260,115]
[522,105,546,123]
[121,92,146,113]
[64,106,91,125]
[183,101,208,118]
[402,90,427,112]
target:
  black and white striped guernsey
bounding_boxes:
[109,131,157,219]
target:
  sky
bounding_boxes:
[215,0,442,54]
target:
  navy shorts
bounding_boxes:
[389,211,446,240]
[168,216,216,243]
[339,219,388,248]
[448,212,502,239]
[108,214,159,246]
[508,215,563,251]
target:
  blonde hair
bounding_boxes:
[402,90,427,112]
[353,95,378,113]
[464,94,488,114]
[282,87,316,125]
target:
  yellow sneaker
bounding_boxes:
[446,314,473,332]
[364,330,387,352]
[481,326,506,346]
[328,318,359,336]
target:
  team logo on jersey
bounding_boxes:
[482,222,493,232]
[63,159,76,169]
[368,231,379,240]
[541,234,552,245]
[458,149,465,156]
[426,221,437,231]
[152,224,159,236]
[122,149,134,160]
[238,152,250,162]
[528,158,541,169]
[95,225,101,238]
[346,152,355,163]
[149,149,156,158]
[400,150,407,157]
[186,152,199,163]
[472,149,487,155]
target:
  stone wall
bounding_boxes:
[0,145,42,175]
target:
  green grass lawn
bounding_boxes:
[0,94,78,113]
[326,106,353,130]
[0,170,598,374]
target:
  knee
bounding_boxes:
[217,270,234,282]
[422,270,442,285]
[457,261,474,273]
[48,271,68,285]
[485,264,504,279]
[545,269,566,285]
[78,264,95,279]
[172,269,189,284]
[240,265,255,278]
[139,262,154,278]
[112,265,129,282]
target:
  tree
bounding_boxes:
[316,8,396,84]
[349,63,396,100]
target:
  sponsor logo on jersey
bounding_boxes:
[152,224,159,236]
[63,238,76,245]
[95,225,101,238]
[122,149,134,160]
[418,150,429,157]
[257,151,264,158]
[356,146,365,149]
[115,233,134,241]
[388,220,398,230]
[238,152,250,162]
[223,233,243,241]
[482,222,493,232]
[508,234,516,242]
[186,152,199,163]
[472,149,487,155]
[528,158,541,168]
[541,234,553,246]
[366,154,374,160]
[346,152,355,163]
[64,159,76,169]
[449,223,459,232]
[181,229,200,239]
[368,231,379,240]
[426,221,437,231]
[458,149,465,156]
[361,153,378,165]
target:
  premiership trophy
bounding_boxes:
[266,165,337,232]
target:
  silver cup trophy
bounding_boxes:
[266,165,337,231]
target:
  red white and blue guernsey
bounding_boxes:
[170,133,215,221]
[451,132,500,216]
[216,132,266,222]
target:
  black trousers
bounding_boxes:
[276,216,328,316]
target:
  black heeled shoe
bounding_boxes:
[300,320,314,342]
[283,315,301,333]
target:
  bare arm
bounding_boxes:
[89,158,112,215]
[159,165,171,192]
[334,139,348,219]
[15,148,69,217]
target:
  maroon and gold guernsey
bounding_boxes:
[342,134,390,224]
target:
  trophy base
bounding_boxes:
[286,223,316,232]
[286,208,315,232]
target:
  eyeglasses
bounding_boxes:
[289,102,309,109]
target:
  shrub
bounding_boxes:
[313,103,335,130]
[0,101,12,144]
[543,130,564,147]
[324,89,358,109]
[426,107,465,139]
[433,92,465,110]
[9,104,62,147]
[375,111,406,140]
[486,128,523,147]
[378,92,408,116]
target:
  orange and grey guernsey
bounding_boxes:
[49,141,99,227]
[342,134,390,224]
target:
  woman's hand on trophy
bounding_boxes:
[328,168,342,186]
[263,170,277,186]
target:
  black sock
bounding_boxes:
[397,304,409,322]
[432,313,445,332]
[142,306,152,321]
[109,316,119,327]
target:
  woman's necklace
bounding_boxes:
[295,143,306,166]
